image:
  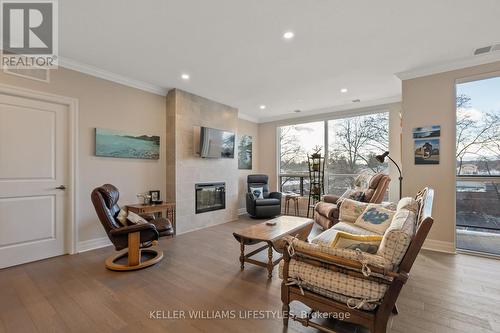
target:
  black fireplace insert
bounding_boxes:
[195,182,226,214]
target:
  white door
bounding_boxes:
[0,93,69,268]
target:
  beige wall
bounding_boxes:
[0,68,166,246]
[257,103,402,200]
[401,61,500,250]
[237,118,259,211]
[166,89,239,234]
[258,121,278,191]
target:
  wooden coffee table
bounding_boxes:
[233,216,313,278]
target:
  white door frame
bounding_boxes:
[0,83,79,255]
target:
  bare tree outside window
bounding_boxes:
[278,113,389,195]
[279,122,324,173]
[455,76,500,256]
[456,93,500,175]
[327,113,389,194]
[278,122,324,194]
[279,126,305,172]
[328,113,389,174]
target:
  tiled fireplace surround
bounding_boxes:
[166,89,240,234]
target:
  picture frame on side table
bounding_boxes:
[149,190,161,204]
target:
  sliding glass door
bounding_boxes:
[456,76,500,255]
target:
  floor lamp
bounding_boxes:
[375,151,403,199]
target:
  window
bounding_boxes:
[456,76,500,255]
[327,113,389,195]
[279,121,324,174]
[278,112,389,196]
[456,77,500,176]
[278,121,324,194]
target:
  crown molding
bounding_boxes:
[237,112,259,123]
[58,57,168,96]
[258,95,401,124]
[396,53,500,81]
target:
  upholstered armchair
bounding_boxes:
[246,174,282,218]
[91,184,173,271]
[279,188,434,333]
[314,173,391,230]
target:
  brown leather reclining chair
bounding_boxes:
[91,184,173,271]
[314,173,391,229]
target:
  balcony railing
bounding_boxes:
[456,175,500,232]
[279,173,359,197]
[279,173,308,196]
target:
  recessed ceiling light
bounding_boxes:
[283,31,295,40]
[181,73,190,80]
[259,105,266,110]
[340,88,348,93]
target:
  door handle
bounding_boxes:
[55,185,66,190]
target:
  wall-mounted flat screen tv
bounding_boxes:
[199,127,235,158]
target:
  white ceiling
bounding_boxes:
[60,0,500,122]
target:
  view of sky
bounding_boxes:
[280,113,389,167]
[457,76,500,112]
[285,121,325,158]
[456,76,500,163]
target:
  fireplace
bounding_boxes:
[195,182,226,214]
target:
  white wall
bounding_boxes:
[0,68,167,249]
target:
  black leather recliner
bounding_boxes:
[246,174,282,218]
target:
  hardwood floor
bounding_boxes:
[1,215,499,333]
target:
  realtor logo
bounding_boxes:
[1,0,58,68]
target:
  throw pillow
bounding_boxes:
[127,211,148,225]
[396,197,418,213]
[249,187,264,199]
[116,208,128,226]
[329,231,383,254]
[383,201,398,211]
[377,209,417,265]
[337,189,365,206]
[338,199,369,223]
[354,204,396,235]
[348,190,365,202]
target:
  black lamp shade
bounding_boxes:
[375,151,389,163]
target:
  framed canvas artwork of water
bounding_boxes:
[95,128,160,160]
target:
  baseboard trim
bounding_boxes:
[238,208,247,216]
[422,239,456,254]
[77,237,112,253]
[176,216,239,236]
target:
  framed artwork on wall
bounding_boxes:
[412,125,441,139]
[238,135,252,169]
[414,138,440,164]
[413,125,441,165]
[95,128,160,160]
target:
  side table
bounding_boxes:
[127,202,176,235]
[283,194,300,216]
